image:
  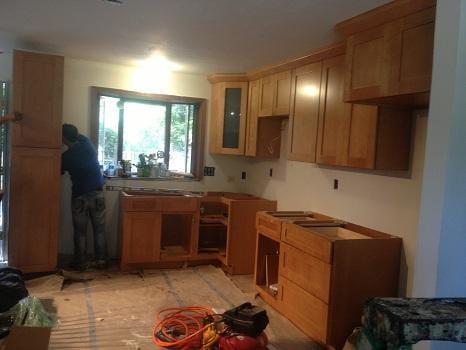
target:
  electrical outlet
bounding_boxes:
[241,171,246,180]
[333,179,339,190]
[204,166,215,176]
[269,168,273,177]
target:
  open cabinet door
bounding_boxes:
[8,50,63,273]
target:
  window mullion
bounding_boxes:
[164,103,172,168]
[117,99,124,163]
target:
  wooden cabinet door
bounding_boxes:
[8,147,60,273]
[388,7,435,95]
[212,82,248,155]
[344,25,389,102]
[245,80,260,156]
[12,50,64,148]
[346,104,379,169]
[121,211,161,264]
[317,55,352,166]
[273,70,291,116]
[288,62,322,162]
[209,83,221,154]
[258,75,274,117]
[279,276,329,344]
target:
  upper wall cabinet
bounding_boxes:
[343,6,435,106]
[288,62,322,163]
[209,81,248,155]
[12,50,64,148]
[258,71,291,117]
[316,56,351,166]
[245,79,282,158]
[317,55,413,170]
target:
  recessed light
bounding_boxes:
[102,0,123,5]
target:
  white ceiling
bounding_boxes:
[0,0,390,74]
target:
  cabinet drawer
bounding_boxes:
[282,223,333,264]
[256,213,281,241]
[279,276,328,344]
[122,198,161,211]
[280,243,331,303]
[159,197,199,212]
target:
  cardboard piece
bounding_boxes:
[3,326,51,350]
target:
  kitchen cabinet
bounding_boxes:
[120,191,276,274]
[255,211,402,349]
[8,147,61,273]
[245,79,283,158]
[288,62,322,162]
[258,71,291,117]
[121,211,161,264]
[316,55,351,166]
[12,50,64,148]
[317,55,413,170]
[209,81,248,155]
[344,6,435,105]
[120,191,200,270]
[8,50,63,273]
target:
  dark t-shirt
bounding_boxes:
[61,135,104,198]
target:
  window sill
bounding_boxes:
[104,175,199,182]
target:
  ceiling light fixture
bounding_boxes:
[102,0,123,5]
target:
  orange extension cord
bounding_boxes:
[152,306,215,349]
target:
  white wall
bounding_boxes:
[243,113,427,295]
[0,31,17,82]
[60,58,248,257]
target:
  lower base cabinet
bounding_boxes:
[255,211,401,349]
[280,276,329,343]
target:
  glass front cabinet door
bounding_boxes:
[210,81,248,155]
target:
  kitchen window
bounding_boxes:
[91,87,206,180]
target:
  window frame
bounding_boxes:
[90,86,206,180]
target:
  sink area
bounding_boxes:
[123,190,186,197]
[118,188,205,197]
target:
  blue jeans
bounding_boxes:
[71,191,107,266]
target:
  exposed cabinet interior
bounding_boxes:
[246,79,283,158]
[160,213,195,257]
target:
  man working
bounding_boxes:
[61,124,107,270]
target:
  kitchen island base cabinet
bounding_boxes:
[255,211,402,350]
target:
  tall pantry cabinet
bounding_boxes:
[8,50,63,273]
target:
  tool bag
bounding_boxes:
[0,267,29,313]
